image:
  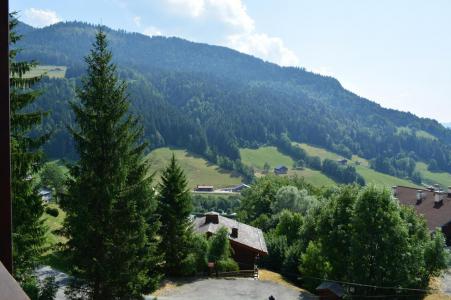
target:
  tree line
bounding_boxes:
[11,21,241,299]
[238,175,448,298]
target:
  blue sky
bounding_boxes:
[11,0,451,123]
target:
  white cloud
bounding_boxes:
[165,0,253,32]
[207,0,254,33]
[23,8,61,28]
[143,26,163,36]
[226,33,299,66]
[166,0,205,17]
[164,0,299,66]
[133,16,142,27]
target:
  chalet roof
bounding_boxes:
[395,186,451,231]
[274,165,287,170]
[196,185,214,189]
[38,188,52,195]
[316,282,345,297]
[233,183,250,189]
[193,212,268,255]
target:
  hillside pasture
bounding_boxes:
[416,162,451,188]
[23,65,67,79]
[295,143,420,188]
[240,146,294,170]
[147,148,242,189]
[240,146,335,187]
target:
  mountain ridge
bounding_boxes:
[14,21,451,179]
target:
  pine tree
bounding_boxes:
[157,154,193,275]
[9,13,50,297]
[62,29,161,299]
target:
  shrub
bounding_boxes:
[180,253,198,276]
[45,207,59,217]
[215,258,239,272]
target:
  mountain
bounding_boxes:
[14,21,451,180]
[444,123,451,129]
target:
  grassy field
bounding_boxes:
[295,143,420,188]
[23,65,67,79]
[416,162,451,188]
[147,148,242,189]
[288,169,336,186]
[42,203,66,247]
[41,203,69,272]
[240,146,294,170]
[416,130,438,140]
[240,146,336,187]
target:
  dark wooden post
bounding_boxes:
[0,0,13,274]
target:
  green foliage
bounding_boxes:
[215,258,239,272]
[424,231,449,277]
[38,277,58,300]
[240,177,447,294]
[298,186,448,297]
[207,227,239,272]
[180,233,209,276]
[322,159,365,185]
[62,29,161,298]
[45,206,59,217]
[261,231,288,272]
[275,211,303,244]
[272,186,318,214]
[238,175,313,223]
[208,227,232,262]
[9,13,51,297]
[192,194,240,215]
[40,162,67,194]
[157,154,194,276]
[299,241,331,291]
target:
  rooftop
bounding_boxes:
[395,186,451,231]
[193,212,268,255]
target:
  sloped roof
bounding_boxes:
[316,281,345,297]
[274,165,287,170]
[395,186,451,231]
[193,212,268,255]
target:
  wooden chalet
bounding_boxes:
[195,185,214,192]
[193,212,268,269]
[274,165,288,175]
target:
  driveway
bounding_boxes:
[150,278,315,300]
[36,266,70,300]
[441,268,451,295]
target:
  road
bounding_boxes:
[151,278,315,300]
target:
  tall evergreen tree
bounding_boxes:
[157,154,193,275]
[9,13,51,298]
[62,29,161,299]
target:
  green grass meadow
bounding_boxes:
[24,65,67,79]
[147,148,242,189]
[295,143,420,188]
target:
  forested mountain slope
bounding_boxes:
[16,21,451,180]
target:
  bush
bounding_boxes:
[215,258,239,272]
[45,207,59,217]
[180,253,198,276]
[261,231,288,272]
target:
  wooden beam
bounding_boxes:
[0,0,13,274]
